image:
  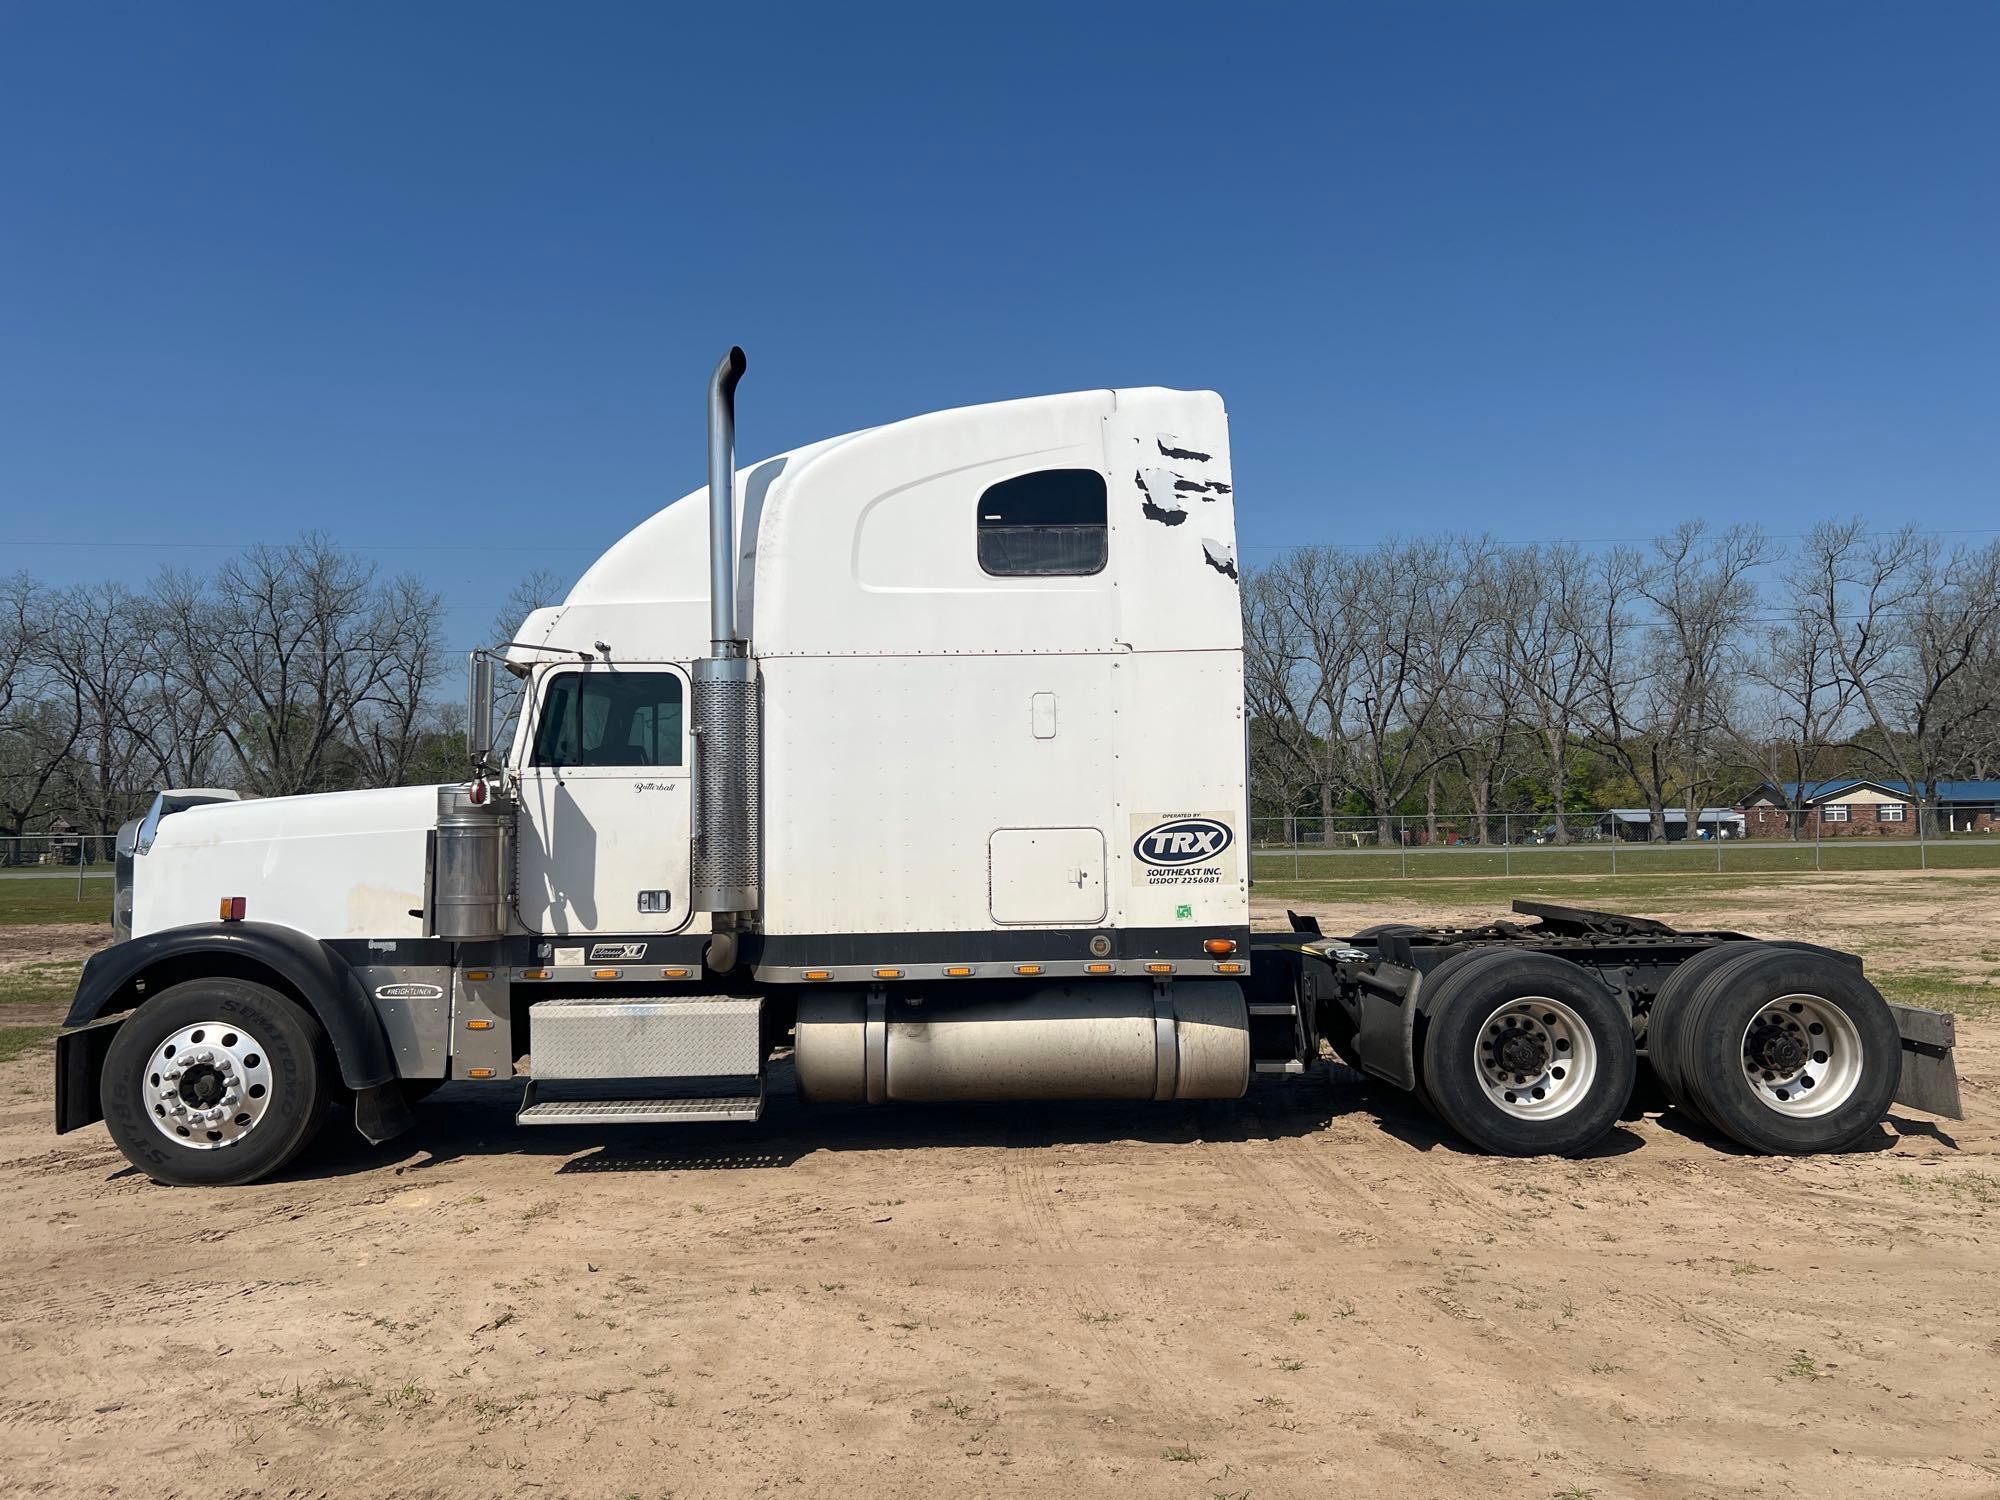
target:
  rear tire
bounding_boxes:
[1418,949,1637,1156]
[101,978,331,1186]
[1646,941,1755,1108]
[1675,946,1899,1154]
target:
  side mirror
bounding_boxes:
[467,652,497,768]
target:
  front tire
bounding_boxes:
[100,978,331,1186]
[1418,950,1637,1156]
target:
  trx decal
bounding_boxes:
[1131,815,1239,889]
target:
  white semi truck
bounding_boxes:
[55,350,1960,1185]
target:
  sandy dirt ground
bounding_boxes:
[3,874,1997,1499]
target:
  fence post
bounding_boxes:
[1716,834,1723,875]
[1814,813,1821,872]
[1610,837,1616,876]
[76,838,86,902]
[1920,802,1929,872]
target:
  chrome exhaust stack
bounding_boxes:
[692,347,761,925]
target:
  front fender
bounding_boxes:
[65,921,397,1093]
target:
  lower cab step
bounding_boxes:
[516,1078,765,1126]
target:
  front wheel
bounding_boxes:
[100,978,331,1186]
[1418,949,1638,1157]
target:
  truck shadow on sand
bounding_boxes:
[280,1062,1662,1181]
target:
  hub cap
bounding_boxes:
[143,1022,275,1150]
[1473,995,1597,1120]
[1739,993,1862,1118]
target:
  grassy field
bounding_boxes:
[1252,837,2000,882]
[0,878,111,926]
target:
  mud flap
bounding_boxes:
[1888,1003,1962,1120]
[53,1014,126,1134]
[353,1080,417,1145]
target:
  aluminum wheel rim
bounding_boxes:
[1738,993,1861,1118]
[1473,995,1597,1119]
[143,1021,275,1150]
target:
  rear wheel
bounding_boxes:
[1674,947,1898,1154]
[101,978,331,1186]
[1417,950,1637,1156]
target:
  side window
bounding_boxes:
[531,671,685,768]
[977,469,1107,577]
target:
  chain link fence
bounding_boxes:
[1251,808,2000,881]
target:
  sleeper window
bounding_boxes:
[977,469,1108,577]
[532,671,684,768]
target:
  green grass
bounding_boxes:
[1252,839,2000,884]
[0,877,112,926]
[0,961,84,1010]
[0,1024,57,1064]
[1253,866,1999,917]
[1876,970,2000,1022]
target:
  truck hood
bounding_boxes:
[149,785,443,854]
[134,784,444,940]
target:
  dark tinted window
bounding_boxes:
[977,469,1107,577]
[532,671,684,768]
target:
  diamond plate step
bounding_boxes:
[529,994,763,1080]
[516,1079,764,1125]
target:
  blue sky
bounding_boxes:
[3,2,1995,652]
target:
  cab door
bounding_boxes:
[513,663,694,935]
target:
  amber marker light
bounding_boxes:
[522,969,550,980]
[467,1067,497,1080]
[874,968,904,979]
[1146,962,1175,975]
[944,966,974,977]
[594,968,620,979]
[466,1018,495,1030]
[1204,938,1237,955]
[1014,964,1043,976]
[1214,962,1245,975]
[802,969,832,981]
[218,896,246,921]
[466,969,492,982]
[1085,962,1114,975]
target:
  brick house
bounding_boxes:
[1739,779,2000,837]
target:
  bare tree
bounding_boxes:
[1498,545,1596,842]
[1580,525,1765,840]
[485,568,570,762]
[1803,524,2000,832]
[1243,549,1363,842]
[1342,537,1498,844]
[154,535,424,795]
[46,583,158,854]
[0,581,84,853]
[1734,582,1861,837]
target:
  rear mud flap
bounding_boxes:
[1888,1003,1962,1120]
